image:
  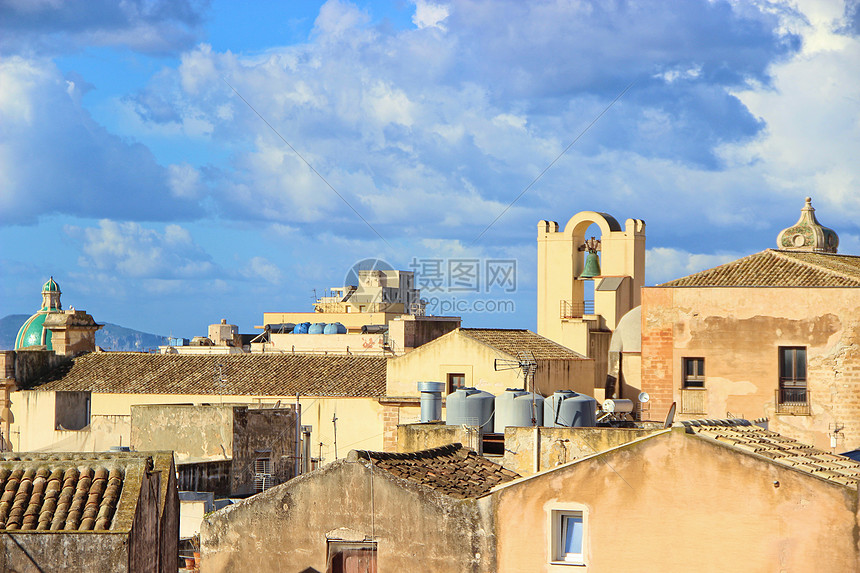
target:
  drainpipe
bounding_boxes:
[302,425,312,474]
[295,393,301,478]
[533,425,540,474]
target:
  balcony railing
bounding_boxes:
[775,387,810,415]
[680,388,707,415]
[560,300,595,319]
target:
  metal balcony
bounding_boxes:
[775,387,810,415]
[560,300,595,319]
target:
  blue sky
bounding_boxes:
[2,0,860,337]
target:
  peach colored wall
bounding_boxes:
[493,429,860,572]
[386,332,595,398]
[641,287,860,450]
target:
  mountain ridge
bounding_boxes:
[0,314,168,352]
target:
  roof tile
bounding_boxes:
[26,352,386,397]
[458,329,585,360]
[659,249,860,287]
[0,461,122,531]
[353,444,520,499]
[685,420,860,488]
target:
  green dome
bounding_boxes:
[42,277,60,293]
[14,312,53,351]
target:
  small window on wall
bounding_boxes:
[779,347,807,387]
[550,508,586,565]
[683,358,705,388]
[447,373,466,394]
[254,456,272,493]
[55,391,91,431]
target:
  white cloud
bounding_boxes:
[168,163,203,199]
[0,0,208,56]
[0,57,199,225]
[646,247,741,285]
[67,220,216,279]
[243,256,282,284]
[413,0,450,31]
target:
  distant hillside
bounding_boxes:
[0,314,167,352]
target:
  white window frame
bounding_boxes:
[548,503,588,567]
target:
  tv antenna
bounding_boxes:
[494,351,538,391]
[494,351,539,426]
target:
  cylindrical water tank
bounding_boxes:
[417,381,445,422]
[544,391,598,427]
[292,322,311,334]
[602,399,634,413]
[308,322,326,334]
[494,389,544,432]
[323,322,347,334]
[446,387,494,429]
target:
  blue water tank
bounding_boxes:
[445,387,494,429]
[324,322,347,334]
[308,322,326,334]
[544,391,597,427]
[292,322,311,334]
[494,389,544,432]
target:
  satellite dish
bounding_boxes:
[663,402,677,429]
[638,392,650,403]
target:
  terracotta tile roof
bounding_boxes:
[0,455,131,531]
[351,444,520,499]
[459,329,585,360]
[27,352,386,396]
[682,419,860,487]
[659,249,860,287]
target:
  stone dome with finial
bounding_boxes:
[776,197,839,253]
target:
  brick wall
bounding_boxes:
[640,289,675,421]
[382,405,400,451]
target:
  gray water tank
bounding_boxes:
[417,381,445,422]
[446,387,494,429]
[544,391,598,427]
[494,389,544,432]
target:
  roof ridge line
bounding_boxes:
[770,249,860,283]
[458,328,584,359]
[349,443,464,462]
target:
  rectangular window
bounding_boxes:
[447,373,466,394]
[682,358,705,388]
[777,347,808,413]
[254,456,272,493]
[550,508,586,566]
[54,391,91,431]
[779,347,806,387]
[560,513,584,563]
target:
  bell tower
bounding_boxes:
[537,211,645,398]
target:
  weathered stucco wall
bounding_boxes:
[0,533,130,572]
[641,287,860,449]
[12,393,381,462]
[502,427,658,476]
[396,423,481,453]
[131,404,236,462]
[493,429,860,572]
[8,349,71,389]
[231,407,298,495]
[201,458,493,573]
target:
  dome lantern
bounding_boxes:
[776,197,838,253]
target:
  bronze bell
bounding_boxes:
[580,252,601,278]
